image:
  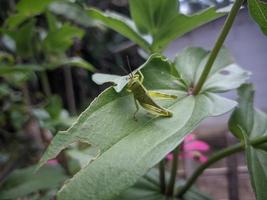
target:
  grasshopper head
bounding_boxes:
[127,74,140,91]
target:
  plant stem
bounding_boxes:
[159,160,166,194]
[176,135,267,197]
[193,0,244,95]
[166,147,179,196]
[40,71,52,97]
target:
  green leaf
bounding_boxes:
[38,52,239,200]
[5,19,36,58]
[229,84,267,200]
[48,57,95,72]
[60,57,95,71]
[46,11,60,32]
[129,0,178,35]
[130,0,224,51]
[88,8,151,52]
[248,0,267,35]
[49,2,99,28]
[0,64,40,75]
[43,24,84,54]
[174,47,250,93]
[89,1,224,52]
[0,165,67,199]
[16,0,53,16]
[6,0,53,28]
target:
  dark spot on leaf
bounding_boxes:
[220,70,230,75]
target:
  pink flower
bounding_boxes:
[167,134,210,163]
[47,159,59,166]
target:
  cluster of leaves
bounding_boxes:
[0,0,98,198]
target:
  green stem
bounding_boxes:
[193,0,244,95]
[176,135,267,197]
[166,147,179,196]
[40,71,51,97]
[159,160,166,194]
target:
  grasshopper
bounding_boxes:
[127,70,177,119]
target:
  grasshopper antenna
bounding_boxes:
[126,56,134,78]
[118,64,129,76]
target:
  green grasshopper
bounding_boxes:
[127,70,177,119]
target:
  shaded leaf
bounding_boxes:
[0,64,40,75]
[38,52,240,200]
[49,2,99,28]
[229,84,267,200]
[0,165,67,199]
[6,0,53,28]
[48,57,95,72]
[248,0,267,35]
[88,8,151,52]
[119,168,213,200]
[5,19,36,58]
[43,24,84,54]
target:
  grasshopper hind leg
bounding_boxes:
[140,103,173,117]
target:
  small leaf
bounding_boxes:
[48,57,95,72]
[248,0,267,35]
[229,84,267,200]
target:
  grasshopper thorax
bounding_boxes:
[127,73,140,91]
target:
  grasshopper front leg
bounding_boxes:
[133,97,139,121]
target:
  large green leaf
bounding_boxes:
[87,8,151,52]
[38,49,248,200]
[0,165,67,199]
[229,84,267,200]
[130,0,224,51]
[248,0,267,35]
[89,0,224,52]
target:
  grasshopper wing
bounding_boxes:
[92,73,128,92]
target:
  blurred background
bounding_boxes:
[0,0,266,199]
